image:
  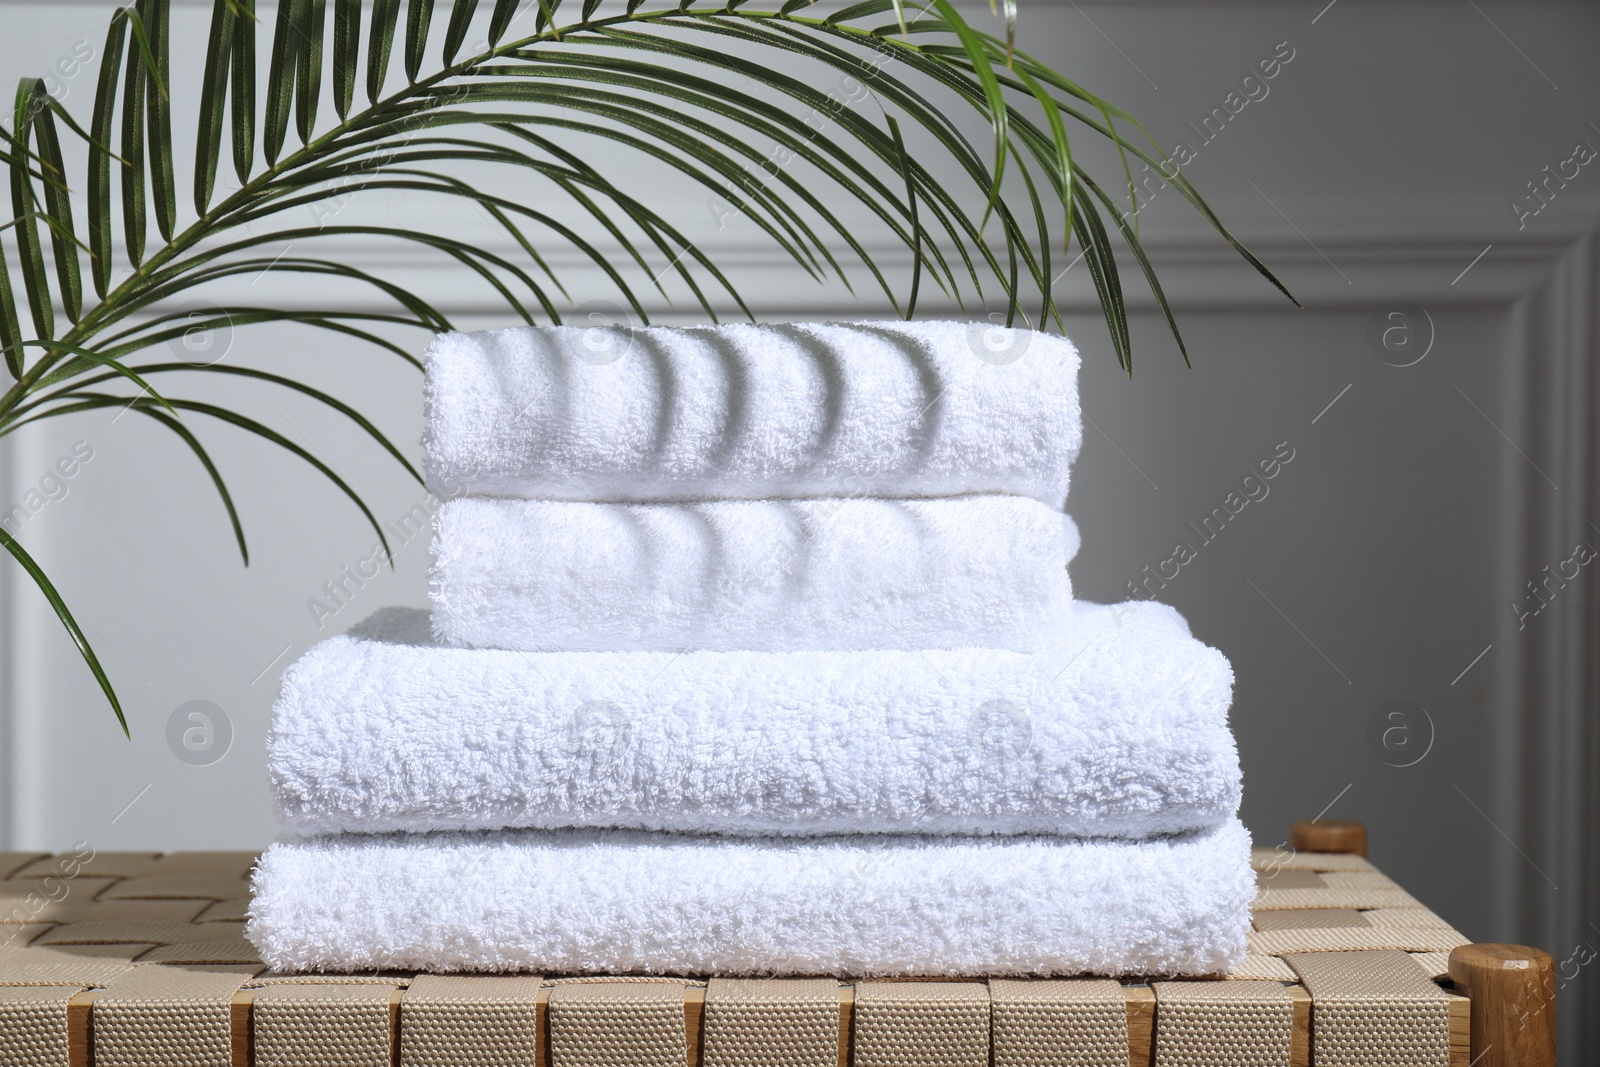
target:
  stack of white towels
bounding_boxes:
[248,321,1254,977]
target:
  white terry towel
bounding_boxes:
[422,321,1081,505]
[269,602,1240,838]
[247,820,1254,977]
[430,496,1080,653]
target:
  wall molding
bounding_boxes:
[0,428,13,845]
[1493,226,1600,1060]
[67,214,1590,326]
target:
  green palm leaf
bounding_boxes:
[404,0,435,82]
[332,0,362,118]
[0,234,23,378]
[118,4,148,267]
[88,11,130,299]
[196,0,236,214]
[229,0,257,182]
[367,0,402,104]
[0,525,128,737]
[32,89,85,324]
[144,0,177,242]
[0,0,1294,734]
[487,0,518,43]
[296,0,329,144]
[9,84,55,342]
[442,0,480,65]
[263,0,301,162]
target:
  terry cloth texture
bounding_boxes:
[268,602,1239,839]
[246,820,1254,977]
[429,496,1080,653]
[421,321,1082,506]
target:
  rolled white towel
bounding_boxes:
[422,321,1081,505]
[247,820,1254,977]
[269,602,1240,838]
[430,496,1079,653]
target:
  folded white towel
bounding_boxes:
[246,820,1253,976]
[430,496,1079,653]
[422,321,1081,505]
[269,602,1239,838]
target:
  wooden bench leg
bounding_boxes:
[1449,945,1557,1067]
[1289,818,1367,857]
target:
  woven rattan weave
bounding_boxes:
[0,842,1498,1067]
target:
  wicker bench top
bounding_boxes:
[0,844,1477,1067]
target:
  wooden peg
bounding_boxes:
[1289,819,1367,857]
[1449,944,1557,1067]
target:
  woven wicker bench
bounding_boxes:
[0,821,1555,1067]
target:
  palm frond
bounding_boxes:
[0,0,1294,733]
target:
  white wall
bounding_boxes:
[2,0,1598,1055]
